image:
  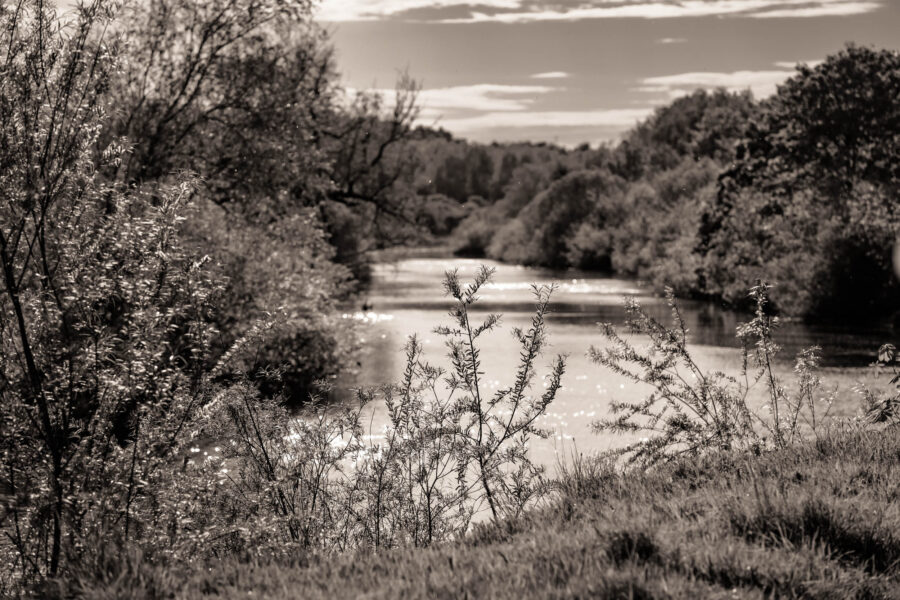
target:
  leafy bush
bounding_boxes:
[172,267,565,559]
[183,205,356,403]
[564,222,616,271]
[0,1,209,583]
[489,170,627,268]
[591,284,833,465]
[451,205,506,257]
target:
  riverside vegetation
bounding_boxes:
[434,46,900,323]
[1,0,899,598]
[15,272,900,598]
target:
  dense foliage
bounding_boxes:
[425,48,900,323]
[0,0,425,591]
[702,46,900,318]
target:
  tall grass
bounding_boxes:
[591,283,834,465]
[46,427,900,599]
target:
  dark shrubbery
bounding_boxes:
[489,169,627,268]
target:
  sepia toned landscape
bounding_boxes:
[1,0,899,597]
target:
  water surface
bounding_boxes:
[339,257,894,467]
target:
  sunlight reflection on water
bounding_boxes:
[337,257,894,468]
[342,311,395,324]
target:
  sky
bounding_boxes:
[319,0,900,147]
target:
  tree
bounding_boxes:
[489,170,627,268]
[318,79,422,265]
[0,2,225,581]
[108,0,421,279]
[701,46,900,318]
[108,0,320,188]
[611,89,755,180]
[718,46,900,211]
[433,154,469,202]
[464,146,494,201]
[489,152,519,201]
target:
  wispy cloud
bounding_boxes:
[351,83,557,113]
[440,108,654,133]
[435,1,882,24]
[319,0,883,22]
[316,0,519,21]
[750,2,881,17]
[637,68,801,98]
[415,84,556,112]
[351,83,648,143]
[657,37,687,44]
[319,0,882,22]
[530,71,570,79]
[773,59,825,69]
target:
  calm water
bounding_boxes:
[338,257,895,467]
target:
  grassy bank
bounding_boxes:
[53,425,900,599]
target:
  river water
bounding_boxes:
[338,256,894,468]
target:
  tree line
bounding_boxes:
[408,46,900,322]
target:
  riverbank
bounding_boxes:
[52,425,900,599]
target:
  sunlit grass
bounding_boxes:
[53,426,900,599]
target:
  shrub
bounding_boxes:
[564,223,615,271]
[170,267,566,560]
[488,170,627,269]
[862,344,900,425]
[590,284,832,465]
[183,204,357,403]
[451,205,505,256]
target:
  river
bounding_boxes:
[337,255,895,468]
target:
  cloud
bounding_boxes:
[750,2,881,17]
[637,68,803,98]
[657,37,687,44]
[351,83,557,113]
[316,0,519,21]
[530,71,570,79]
[319,0,882,22]
[349,83,650,144]
[318,0,882,22]
[436,0,882,24]
[439,108,654,132]
[415,84,556,112]
[773,59,825,69]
